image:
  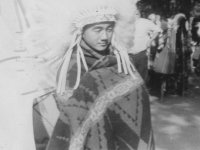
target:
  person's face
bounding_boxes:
[81,22,115,51]
[148,14,156,23]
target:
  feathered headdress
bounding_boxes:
[22,0,139,95]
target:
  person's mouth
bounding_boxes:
[98,43,108,46]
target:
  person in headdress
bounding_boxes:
[0,0,155,150]
[43,0,155,150]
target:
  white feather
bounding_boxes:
[21,0,139,94]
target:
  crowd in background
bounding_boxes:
[1,0,200,149]
[134,1,200,99]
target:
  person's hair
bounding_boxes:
[136,1,152,18]
[191,17,200,44]
[192,3,200,18]
[136,1,143,12]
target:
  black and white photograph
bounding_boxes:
[0,0,200,150]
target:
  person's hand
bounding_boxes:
[151,41,156,47]
[146,47,151,56]
[146,41,152,48]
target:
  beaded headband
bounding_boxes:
[73,7,118,30]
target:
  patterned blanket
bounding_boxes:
[46,50,155,150]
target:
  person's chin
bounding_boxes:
[95,45,108,51]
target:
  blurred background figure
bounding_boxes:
[149,9,192,98]
[148,13,157,24]
[190,3,200,77]
[128,8,161,84]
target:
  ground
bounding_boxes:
[151,74,200,150]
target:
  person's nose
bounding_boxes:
[100,30,108,40]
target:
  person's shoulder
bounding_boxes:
[136,18,152,26]
[140,18,152,22]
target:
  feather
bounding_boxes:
[21,0,139,94]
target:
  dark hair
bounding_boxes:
[192,3,200,18]
[191,17,200,44]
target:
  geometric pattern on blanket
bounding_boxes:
[46,54,155,150]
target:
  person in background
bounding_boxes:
[191,3,200,77]
[156,12,191,97]
[147,13,169,96]
[148,13,161,69]
[148,13,168,62]
[148,13,157,24]
[128,9,162,84]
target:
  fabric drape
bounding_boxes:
[46,49,155,150]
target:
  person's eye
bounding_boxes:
[93,28,101,33]
[107,28,114,32]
